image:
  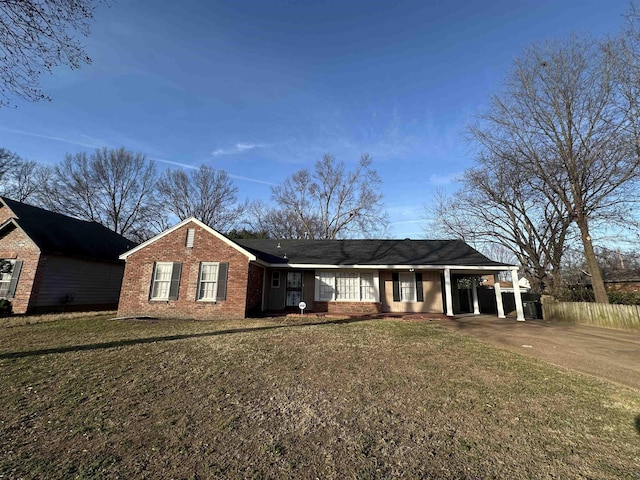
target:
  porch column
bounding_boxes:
[444,268,454,316]
[494,274,505,318]
[511,269,525,321]
[472,280,480,314]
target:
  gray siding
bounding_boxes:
[34,255,125,308]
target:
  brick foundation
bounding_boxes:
[313,301,382,315]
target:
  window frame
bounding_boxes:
[271,270,280,289]
[0,259,15,297]
[315,270,379,302]
[197,262,220,301]
[150,262,177,301]
[398,272,416,302]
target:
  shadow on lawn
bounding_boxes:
[0,317,372,360]
[636,415,640,437]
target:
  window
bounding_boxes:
[271,271,280,288]
[319,272,334,301]
[198,263,219,300]
[392,272,424,303]
[316,271,378,302]
[0,259,22,298]
[335,272,359,300]
[360,272,375,301]
[399,273,416,302]
[150,262,182,300]
[197,262,229,301]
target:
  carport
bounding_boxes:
[441,266,525,321]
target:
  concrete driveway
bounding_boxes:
[430,314,640,391]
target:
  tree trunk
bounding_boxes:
[575,216,609,304]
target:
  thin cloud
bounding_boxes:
[153,157,276,186]
[152,157,199,170]
[0,126,107,149]
[211,142,269,156]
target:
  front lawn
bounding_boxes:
[1,315,638,479]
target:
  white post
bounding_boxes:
[512,269,525,321]
[444,268,454,316]
[494,274,505,318]
[472,280,480,314]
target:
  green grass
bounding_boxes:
[1,314,639,479]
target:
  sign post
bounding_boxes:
[298,301,307,315]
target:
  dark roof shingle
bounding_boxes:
[237,238,511,268]
[1,197,136,262]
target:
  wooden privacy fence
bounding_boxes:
[542,298,640,331]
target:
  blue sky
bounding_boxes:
[0,0,629,238]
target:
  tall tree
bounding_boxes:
[0,148,19,184]
[265,153,388,239]
[0,0,103,106]
[43,147,159,241]
[428,153,573,295]
[0,149,51,202]
[245,200,325,240]
[156,165,243,232]
[470,36,640,303]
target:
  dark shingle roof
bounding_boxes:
[1,197,137,262]
[236,238,511,268]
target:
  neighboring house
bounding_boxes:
[483,275,531,293]
[118,218,525,320]
[0,197,136,314]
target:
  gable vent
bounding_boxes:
[186,228,195,248]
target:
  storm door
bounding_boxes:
[285,271,303,307]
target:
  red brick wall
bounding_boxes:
[245,263,265,316]
[313,301,382,315]
[117,222,254,319]
[0,222,41,314]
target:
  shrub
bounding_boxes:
[608,291,640,305]
[0,299,12,316]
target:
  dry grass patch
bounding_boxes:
[1,316,639,479]
[0,310,117,328]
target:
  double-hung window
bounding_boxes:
[197,262,228,301]
[392,272,424,303]
[150,262,182,300]
[0,259,22,298]
[399,272,416,302]
[360,272,375,301]
[198,263,219,300]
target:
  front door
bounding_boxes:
[286,271,303,307]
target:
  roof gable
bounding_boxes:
[0,197,137,262]
[119,217,257,261]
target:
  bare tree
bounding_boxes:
[428,154,574,295]
[156,165,243,232]
[42,147,160,241]
[0,148,20,185]
[266,154,388,239]
[0,0,103,107]
[4,159,51,202]
[469,36,640,303]
[0,149,51,202]
[245,200,325,240]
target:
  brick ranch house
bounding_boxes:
[118,218,525,321]
[0,197,136,314]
